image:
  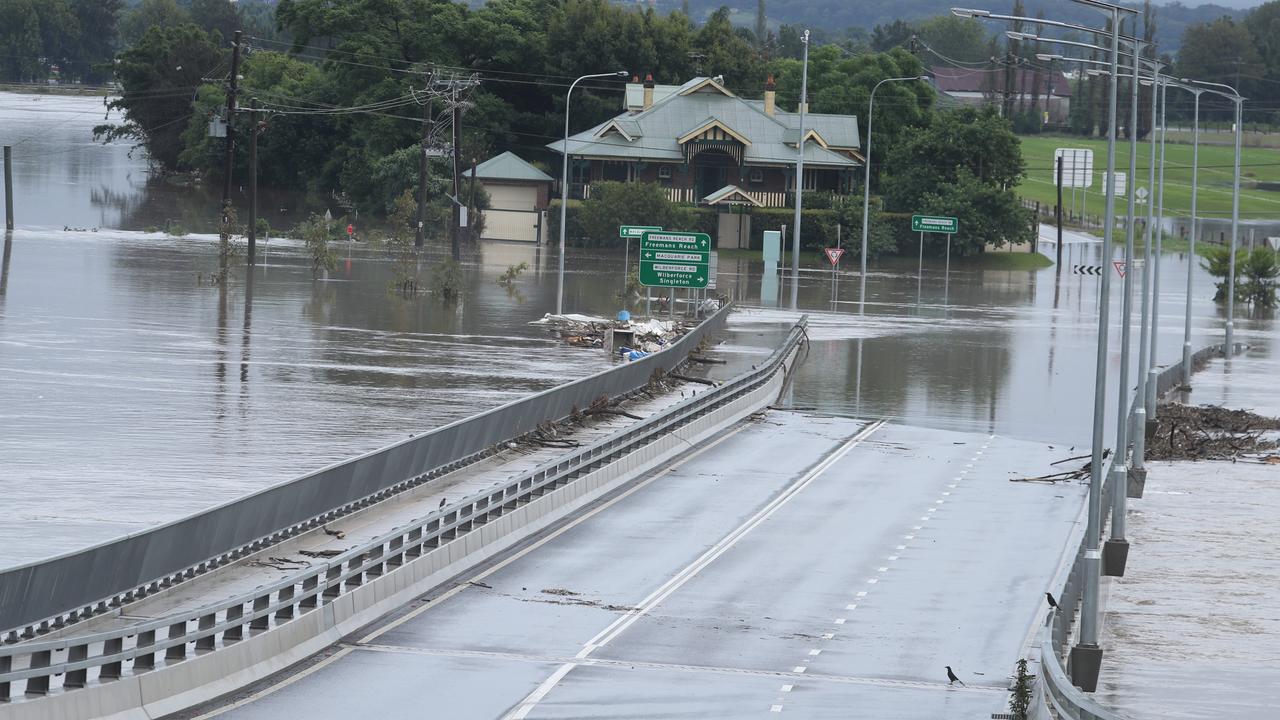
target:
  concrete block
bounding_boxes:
[1127,467,1146,499]
[1102,539,1130,577]
[1068,644,1103,692]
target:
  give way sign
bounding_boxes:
[824,247,845,266]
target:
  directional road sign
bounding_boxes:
[640,231,710,289]
[911,215,958,234]
[1072,264,1102,276]
[620,224,662,238]
[824,247,845,266]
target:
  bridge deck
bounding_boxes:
[44,376,719,645]
[206,411,1089,719]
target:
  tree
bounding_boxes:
[68,0,123,82]
[1177,17,1263,120]
[97,23,226,169]
[119,0,189,47]
[882,107,1028,254]
[189,0,242,43]
[917,16,989,64]
[870,20,914,52]
[0,0,44,82]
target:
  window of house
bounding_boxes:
[658,165,672,179]
[749,168,764,184]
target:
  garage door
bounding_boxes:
[486,185,536,211]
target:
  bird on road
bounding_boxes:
[946,666,964,686]
[1046,592,1059,610]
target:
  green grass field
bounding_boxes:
[1016,135,1280,221]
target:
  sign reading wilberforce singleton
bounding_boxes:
[639,231,711,289]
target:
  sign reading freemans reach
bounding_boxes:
[911,214,959,234]
[639,231,710,289]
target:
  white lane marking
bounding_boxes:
[846,603,857,610]
[781,684,794,692]
[866,578,879,584]
[809,649,822,656]
[895,545,906,550]
[189,647,355,719]
[821,633,834,640]
[888,555,898,561]
[856,591,867,597]
[904,534,914,540]
[877,567,888,572]
[948,484,957,488]
[942,492,951,496]
[771,704,784,712]
[912,526,922,530]
[361,421,757,647]
[834,618,846,624]
[503,420,887,719]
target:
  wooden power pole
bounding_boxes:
[221,30,242,214]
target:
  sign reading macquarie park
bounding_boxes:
[639,231,711,289]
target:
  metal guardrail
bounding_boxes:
[0,314,807,704]
[0,305,732,639]
[1037,343,1224,720]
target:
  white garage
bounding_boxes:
[474,152,554,243]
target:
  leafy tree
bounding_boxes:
[189,0,242,42]
[0,0,44,82]
[1176,17,1262,120]
[385,190,420,294]
[883,107,1028,253]
[695,8,765,95]
[1203,246,1279,306]
[120,0,190,47]
[870,20,915,52]
[97,23,226,169]
[1249,1,1280,87]
[917,16,989,64]
[68,0,123,82]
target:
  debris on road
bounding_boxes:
[1147,403,1280,461]
[531,313,695,355]
[1011,449,1110,483]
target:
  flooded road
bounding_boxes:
[1,92,1275,572]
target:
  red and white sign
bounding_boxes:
[824,247,845,266]
[1113,260,1126,278]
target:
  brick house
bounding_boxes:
[548,75,863,208]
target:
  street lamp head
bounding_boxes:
[1086,68,1107,77]
[1037,53,1064,61]
[919,75,930,81]
[1006,31,1038,41]
[614,70,628,77]
[951,8,990,18]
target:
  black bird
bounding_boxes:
[1046,592,1059,610]
[945,666,964,686]
[439,498,447,509]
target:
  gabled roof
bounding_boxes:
[703,185,763,206]
[549,77,861,169]
[474,151,554,183]
[678,118,752,146]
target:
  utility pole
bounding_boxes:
[469,158,478,243]
[221,30,243,214]
[3,145,12,231]
[416,92,433,248]
[247,98,260,265]
[451,88,463,261]
[1056,154,1064,270]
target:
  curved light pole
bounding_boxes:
[859,74,927,310]
[1146,77,1169,418]
[557,70,628,316]
[1185,79,1245,355]
[790,29,811,311]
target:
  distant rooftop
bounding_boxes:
[474,151,553,183]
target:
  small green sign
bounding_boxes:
[911,214,959,234]
[639,231,711,288]
[620,224,663,238]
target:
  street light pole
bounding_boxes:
[859,74,926,311]
[1181,87,1203,385]
[557,70,628,316]
[1146,78,1168,418]
[1131,61,1162,480]
[790,30,811,311]
[1183,79,1244,357]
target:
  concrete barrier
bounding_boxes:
[0,318,805,720]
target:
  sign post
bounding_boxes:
[910,215,959,298]
[639,231,710,290]
[620,225,662,299]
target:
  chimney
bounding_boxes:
[764,74,776,117]
[643,73,655,110]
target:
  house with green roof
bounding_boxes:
[548,75,863,209]
[473,151,555,243]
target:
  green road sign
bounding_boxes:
[639,231,711,288]
[911,214,959,234]
[620,224,662,238]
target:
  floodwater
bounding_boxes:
[1,92,1275,572]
